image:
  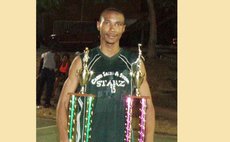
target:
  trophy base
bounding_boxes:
[68,93,96,97]
[125,95,150,99]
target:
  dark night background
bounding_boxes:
[36,0,177,51]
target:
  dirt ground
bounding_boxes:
[36,45,177,136]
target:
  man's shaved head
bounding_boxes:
[99,7,125,22]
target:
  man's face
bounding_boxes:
[97,11,126,45]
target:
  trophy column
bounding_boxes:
[124,44,150,142]
[67,47,95,142]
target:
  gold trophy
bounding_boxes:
[124,44,150,142]
[68,47,95,142]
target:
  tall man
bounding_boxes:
[37,46,59,108]
[56,7,155,142]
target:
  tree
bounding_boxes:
[146,0,177,58]
[146,0,157,58]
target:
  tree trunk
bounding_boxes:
[146,0,157,58]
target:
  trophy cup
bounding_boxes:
[124,44,150,142]
[68,47,95,142]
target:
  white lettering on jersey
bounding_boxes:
[91,71,129,93]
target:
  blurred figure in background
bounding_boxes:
[52,53,71,98]
[36,44,60,108]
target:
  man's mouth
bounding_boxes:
[106,34,117,39]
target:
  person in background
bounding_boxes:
[52,53,71,97]
[36,45,60,108]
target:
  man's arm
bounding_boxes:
[38,58,43,75]
[56,56,82,142]
[140,61,155,142]
[38,53,44,76]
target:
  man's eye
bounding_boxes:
[116,23,123,26]
[104,21,110,25]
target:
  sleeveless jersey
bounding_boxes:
[77,47,137,142]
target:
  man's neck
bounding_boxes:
[100,42,120,57]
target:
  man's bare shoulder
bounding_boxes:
[68,55,82,77]
[72,55,82,65]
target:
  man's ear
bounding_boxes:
[97,21,100,31]
[122,25,126,33]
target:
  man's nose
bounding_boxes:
[109,24,115,31]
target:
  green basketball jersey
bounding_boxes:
[78,47,137,142]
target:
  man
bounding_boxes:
[56,7,155,142]
[37,45,59,108]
